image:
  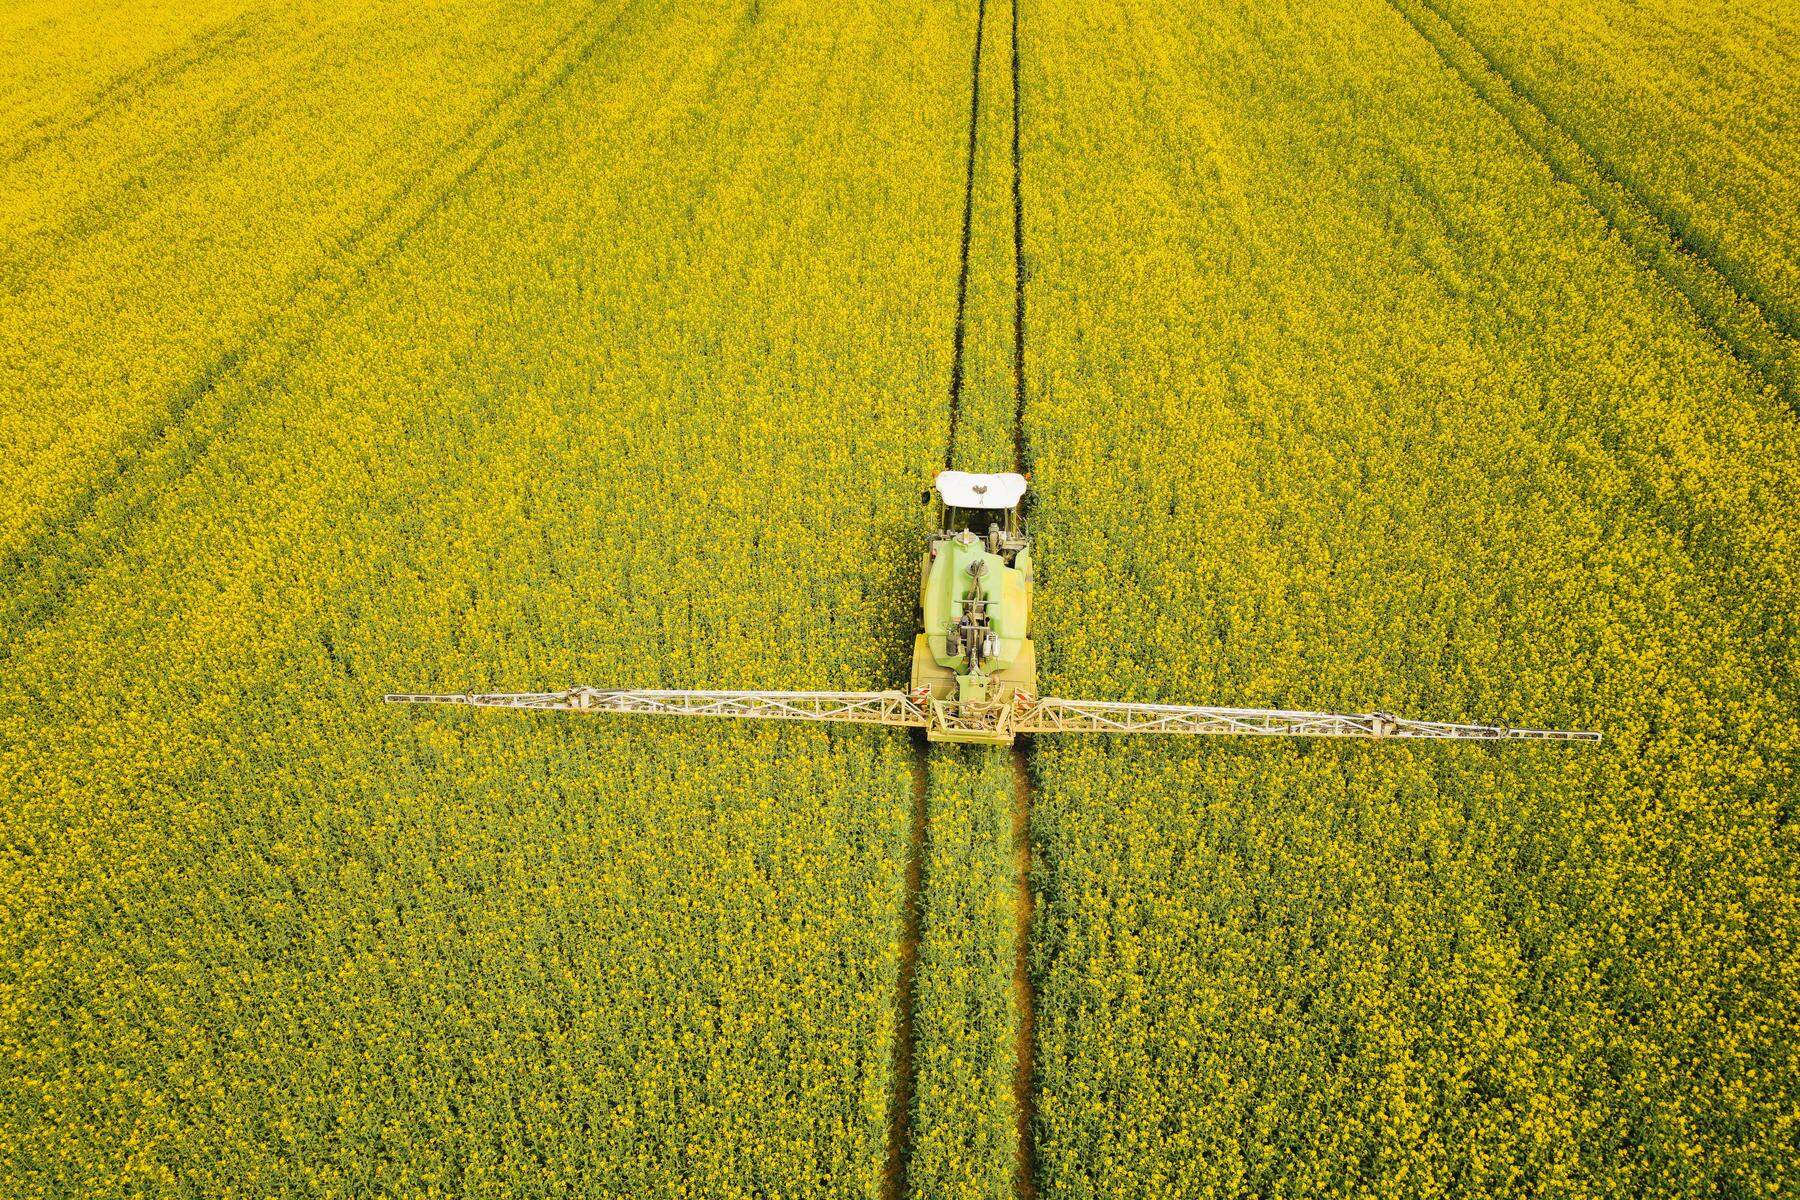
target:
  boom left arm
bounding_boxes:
[384,689,928,728]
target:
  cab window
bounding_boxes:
[948,505,1005,536]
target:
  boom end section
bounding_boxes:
[1014,698,1599,743]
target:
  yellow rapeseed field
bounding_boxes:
[3,0,1796,1194]
[1023,0,1799,1194]
[1426,0,1800,341]
[3,0,974,1192]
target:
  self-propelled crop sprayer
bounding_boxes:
[386,471,1600,746]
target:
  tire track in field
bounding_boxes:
[1008,3,1039,1196]
[1009,0,1029,477]
[0,0,646,657]
[1413,0,1799,344]
[944,0,989,467]
[913,0,1039,1191]
[1385,0,1798,405]
[1008,743,1039,1200]
[898,3,994,1185]
[882,737,929,1200]
[1,4,386,297]
[0,91,282,297]
[0,10,263,167]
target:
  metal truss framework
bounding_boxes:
[384,688,1601,743]
[1012,697,1599,741]
[384,689,928,727]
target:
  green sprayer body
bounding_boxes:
[910,471,1038,743]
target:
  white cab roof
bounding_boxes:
[935,470,1028,509]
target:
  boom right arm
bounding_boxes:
[1012,696,1600,741]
